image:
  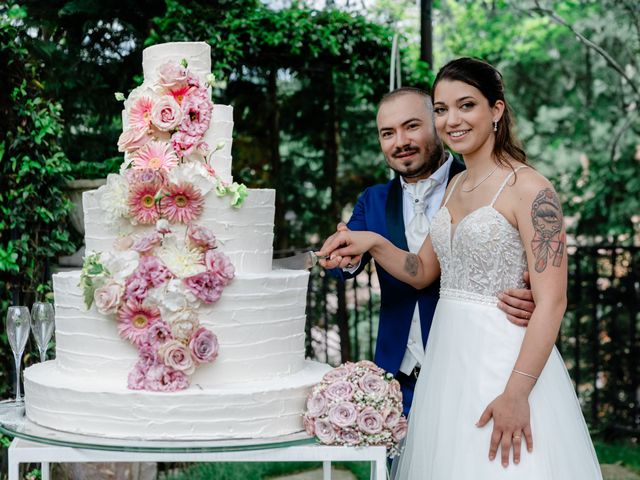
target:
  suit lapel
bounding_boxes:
[385,176,409,250]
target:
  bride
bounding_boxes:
[318,58,602,479]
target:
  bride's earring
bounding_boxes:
[493,120,498,132]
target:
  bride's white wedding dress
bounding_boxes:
[393,168,602,479]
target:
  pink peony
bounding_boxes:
[128,97,154,130]
[146,320,174,346]
[157,62,188,90]
[160,182,204,224]
[391,417,408,442]
[117,300,161,347]
[171,131,200,158]
[204,250,235,284]
[183,272,224,304]
[158,339,196,376]
[94,281,123,315]
[132,231,162,254]
[340,429,361,446]
[306,392,327,417]
[356,407,384,435]
[133,140,179,173]
[151,96,183,131]
[187,223,217,250]
[324,380,354,402]
[118,127,151,153]
[358,373,388,397]
[127,362,148,390]
[137,255,172,287]
[314,418,337,445]
[144,363,190,392]
[123,273,149,303]
[179,88,213,138]
[188,327,219,364]
[328,402,358,428]
[128,181,161,225]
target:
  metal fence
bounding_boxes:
[302,245,640,437]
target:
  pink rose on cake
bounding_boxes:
[151,96,183,132]
[118,127,151,153]
[189,327,219,364]
[187,224,217,251]
[94,281,124,315]
[204,250,235,283]
[132,231,162,254]
[157,62,189,90]
[159,340,196,376]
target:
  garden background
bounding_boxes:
[0,0,639,478]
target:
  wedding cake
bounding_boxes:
[23,42,330,440]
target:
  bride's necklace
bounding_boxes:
[461,165,499,192]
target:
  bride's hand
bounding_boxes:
[316,231,380,268]
[476,392,533,467]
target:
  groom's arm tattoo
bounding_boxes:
[404,253,419,277]
[530,188,565,273]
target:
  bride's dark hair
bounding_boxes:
[432,57,527,167]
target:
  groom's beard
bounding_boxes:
[386,142,445,180]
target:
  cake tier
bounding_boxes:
[83,187,275,274]
[24,360,330,439]
[53,269,310,385]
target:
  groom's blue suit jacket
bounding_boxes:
[335,157,465,376]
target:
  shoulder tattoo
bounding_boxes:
[530,188,565,273]
[404,253,419,277]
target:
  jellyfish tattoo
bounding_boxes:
[530,188,565,273]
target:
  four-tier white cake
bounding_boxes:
[23,42,330,440]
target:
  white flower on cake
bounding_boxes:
[168,309,199,341]
[147,278,199,314]
[157,240,205,278]
[100,174,131,222]
[168,162,215,196]
[101,250,140,283]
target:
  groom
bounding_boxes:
[321,87,534,415]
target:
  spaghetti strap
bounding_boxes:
[490,165,528,207]
[443,172,465,206]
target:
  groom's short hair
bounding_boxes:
[379,87,431,108]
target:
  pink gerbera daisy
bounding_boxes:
[169,85,192,106]
[160,182,204,224]
[132,140,179,172]
[117,301,161,347]
[129,97,155,130]
[128,181,161,224]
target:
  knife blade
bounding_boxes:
[272,251,324,270]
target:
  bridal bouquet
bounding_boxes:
[303,360,407,456]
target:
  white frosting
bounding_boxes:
[83,187,276,274]
[143,42,211,84]
[52,270,310,385]
[25,360,330,439]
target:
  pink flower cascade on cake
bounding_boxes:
[303,360,408,456]
[82,221,234,392]
[80,59,246,392]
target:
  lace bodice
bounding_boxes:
[430,168,528,300]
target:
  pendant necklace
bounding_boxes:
[461,165,499,193]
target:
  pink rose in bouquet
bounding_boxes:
[188,327,219,364]
[303,359,407,456]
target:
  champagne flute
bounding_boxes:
[31,302,55,362]
[5,306,31,404]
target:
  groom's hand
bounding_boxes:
[498,271,535,327]
[318,223,362,269]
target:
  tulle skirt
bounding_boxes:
[393,290,602,479]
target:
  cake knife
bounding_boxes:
[272,251,326,270]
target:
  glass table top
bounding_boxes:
[0,400,316,453]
